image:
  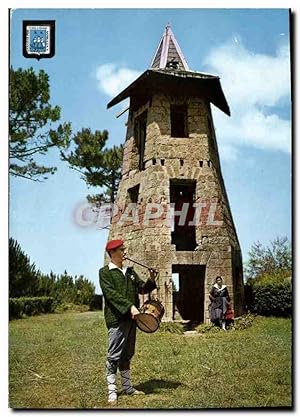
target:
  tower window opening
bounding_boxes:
[127,184,140,204]
[134,110,148,171]
[161,159,165,166]
[199,160,203,167]
[180,159,184,166]
[170,105,188,138]
[152,158,156,165]
[170,180,196,251]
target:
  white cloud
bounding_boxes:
[96,64,141,97]
[204,39,291,154]
[218,143,240,162]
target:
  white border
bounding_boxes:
[2,2,298,416]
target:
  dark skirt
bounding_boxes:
[209,296,228,322]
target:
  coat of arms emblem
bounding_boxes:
[23,20,55,59]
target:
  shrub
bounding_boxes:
[9,298,25,319]
[195,314,256,333]
[245,281,292,317]
[54,303,90,313]
[9,297,56,320]
[159,322,184,334]
[89,294,103,311]
[233,313,256,330]
[196,323,221,334]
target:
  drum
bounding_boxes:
[136,300,165,333]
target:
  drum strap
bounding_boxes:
[141,288,151,306]
[141,289,145,306]
[140,271,161,309]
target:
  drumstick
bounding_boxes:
[124,256,158,275]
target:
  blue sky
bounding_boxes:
[10,8,291,293]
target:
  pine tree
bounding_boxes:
[9,238,39,297]
[61,128,123,205]
[9,66,71,181]
[74,276,95,305]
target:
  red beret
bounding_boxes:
[106,239,124,251]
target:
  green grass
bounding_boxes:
[9,311,292,409]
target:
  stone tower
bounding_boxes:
[106,25,244,323]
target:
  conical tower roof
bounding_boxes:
[150,24,189,71]
[107,25,230,116]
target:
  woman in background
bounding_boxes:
[209,276,230,330]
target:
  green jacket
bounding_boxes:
[99,265,157,328]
